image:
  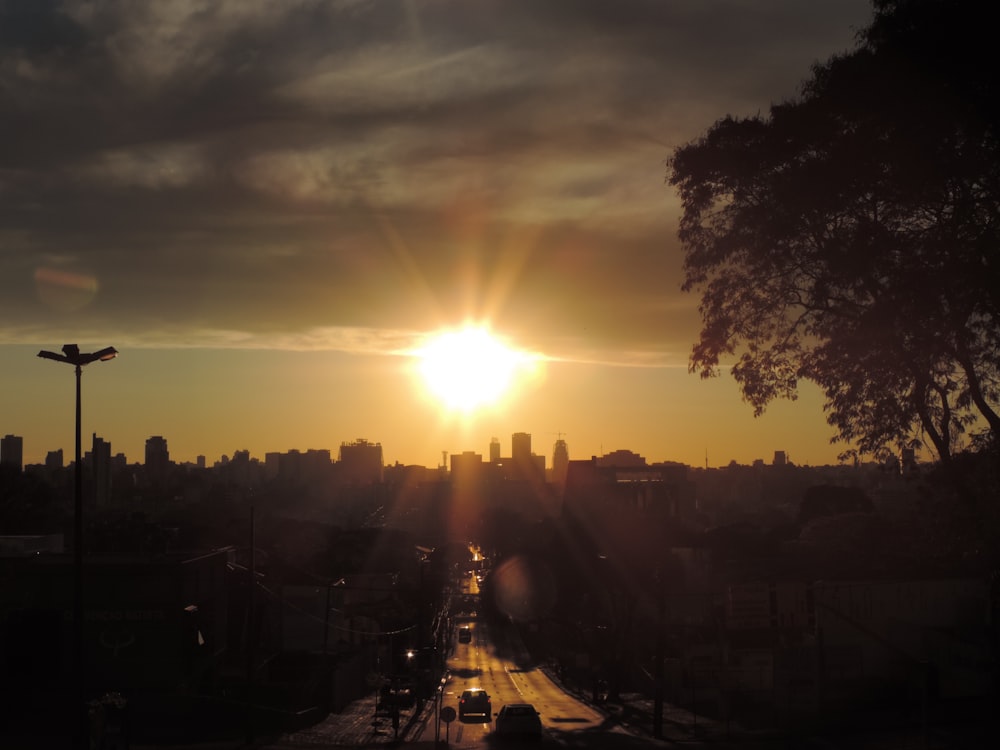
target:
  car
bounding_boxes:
[494,703,542,739]
[458,688,491,720]
[458,626,472,643]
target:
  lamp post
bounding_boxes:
[38,343,117,749]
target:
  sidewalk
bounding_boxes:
[122,698,435,750]
[252,691,440,749]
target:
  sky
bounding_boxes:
[1,0,876,470]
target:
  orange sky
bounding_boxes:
[0,1,874,469]
[6,343,842,468]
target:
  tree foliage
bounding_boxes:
[668,0,1000,462]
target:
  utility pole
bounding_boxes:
[653,564,665,738]
[246,506,256,745]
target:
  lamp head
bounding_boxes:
[37,344,118,366]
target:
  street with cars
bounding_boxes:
[429,566,641,748]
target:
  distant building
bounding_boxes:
[1,434,23,471]
[92,433,113,508]
[225,449,254,488]
[45,449,64,470]
[302,449,332,483]
[261,448,330,485]
[564,457,695,523]
[145,435,171,481]
[512,432,532,466]
[450,451,485,484]
[278,449,303,482]
[489,437,501,464]
[496,432,545,481]
[339,439,383,484]
[551,438,569,488]
[595,449,645,468]
[773,450,787,467]
[264,451,281,480]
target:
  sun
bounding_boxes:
[414,326,539,413]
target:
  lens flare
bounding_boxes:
[489,555,555,623]
[34,266,99,312]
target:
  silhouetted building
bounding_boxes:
[145,435,170,481]
[273,449,303,483]
[303,448,332,483]
[512,432,532,465]
[551,438,569,488]
[451,451,485,482]
[497,432,545,481]
[564,457,696,526]
[223,449,254,488]
[773,450,787,467]
[262,451,279,480]
[489,437,501,464]
[92,433,112,509]
[596,449,646,468]
[1,434,23,471]
[45,449,64,470]
[339,439,383,484]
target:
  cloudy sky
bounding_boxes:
[1,0,874,468]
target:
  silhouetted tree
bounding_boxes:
[668,0,1000,465]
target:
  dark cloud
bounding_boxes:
[1,0,872,359]
[0,0,88,54]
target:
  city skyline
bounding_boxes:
[6,390,841,471]
[1,2,874,471]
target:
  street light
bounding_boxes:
[37,343,118,749]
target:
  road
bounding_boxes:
[431,566,663,749]
[438,619,605,745]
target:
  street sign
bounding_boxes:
[440,706,456,723]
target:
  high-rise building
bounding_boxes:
[1,434,23,471]
[303,449,333,483]
[552,438,569,487]
[45,449,64,470]
[92,433,112,508]
[507,431,545,480]
[264,452,281,480]
[489,437,501,464]
[451,451,484,482]
[339,439,383,484]
[512,432,532,465]
[145,435,170,481]
[280,449,303,483]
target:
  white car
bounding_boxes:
[494,703,542,739]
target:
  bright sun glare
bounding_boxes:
[415,326,539,413]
